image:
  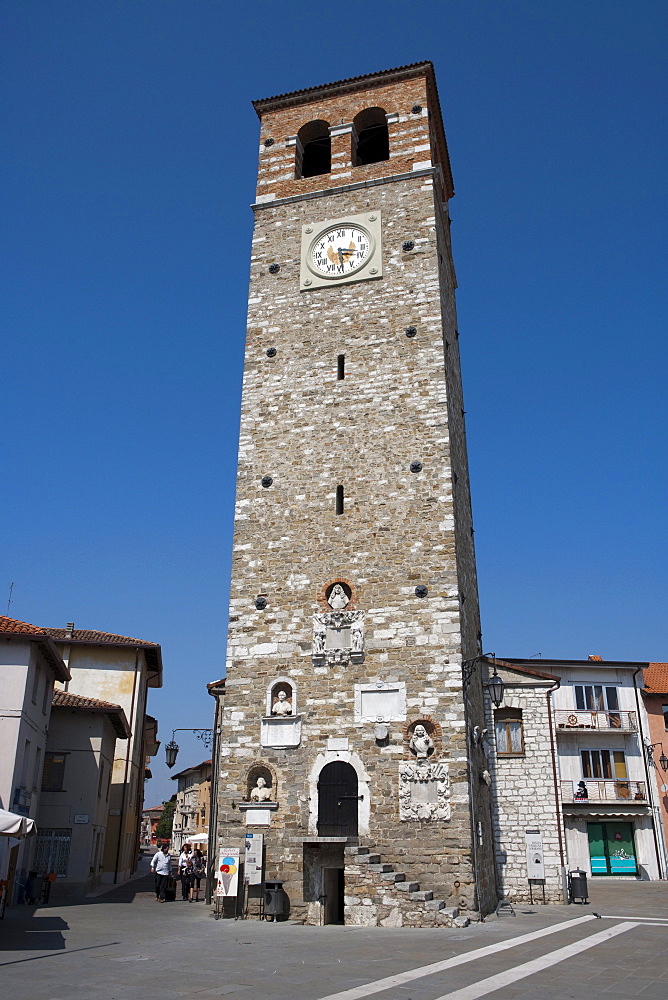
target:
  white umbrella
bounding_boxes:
[183,832,208,844]
[0,808,36,838]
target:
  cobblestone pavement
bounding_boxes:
[1,861,666,1000]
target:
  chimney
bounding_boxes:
[66,622,75,639]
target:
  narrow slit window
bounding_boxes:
[336,485,344,515]
[337,355,345,380]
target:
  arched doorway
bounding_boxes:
[317,761,359,837]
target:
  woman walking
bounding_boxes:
[178,844,194,901]
[191,848,206,902]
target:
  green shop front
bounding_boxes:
[563,801,659,880]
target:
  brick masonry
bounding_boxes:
[217,63,497,924]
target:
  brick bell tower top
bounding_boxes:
[252,61,454,206]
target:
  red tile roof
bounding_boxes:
[44,627,158,646]
[0,616,70,681]
[52,688,131,738]
[644,663,668,695]
[0,615,46,635]
[253,61,433,112]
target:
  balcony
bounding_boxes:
[561,779,647,803]
[554,710,637,733]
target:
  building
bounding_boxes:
[142,804,164,845]
[488,655,665,898]
[482,658,564,903]
[46,624,163,883]
[216,62,497,926]
[36,690,130,896]
[171,759,212,852]
[0,616,70,901]
[641,664,668,860]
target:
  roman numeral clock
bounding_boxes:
[299,212,382,290]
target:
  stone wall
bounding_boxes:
[484,665,565,903]
[218,64,495,923]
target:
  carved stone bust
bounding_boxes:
[272,690,293,715]
[250,776,272,802]
[328,583,349,609]
[409,724,434,760]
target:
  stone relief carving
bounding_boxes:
[399,760,451,821]
[312,610,365,666]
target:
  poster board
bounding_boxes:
[525,829,545,879]
[244,834,263,885]
[216,848,240,897]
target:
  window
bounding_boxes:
[41,675,51,714]
[494,708,524,754]
[575,685,619,711]
[97,762,105,798]
[336,485,344,515]
[296,120,331,178]
[33,747,42,791]
[42,752,67,791]
[663,705,668,731]
[31,664,41,703]
[581,749,627,780]
[21,740,31,788]
[353,107,390,166]
[337,354,345,380]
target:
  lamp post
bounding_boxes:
[165,728,214,769]
[646,742,668,772]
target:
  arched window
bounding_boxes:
[297,120,331,178]
[353,107,389,166]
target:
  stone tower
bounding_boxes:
[218,62,497,925]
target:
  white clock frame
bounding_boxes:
[300,210,382,291]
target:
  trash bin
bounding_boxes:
[264,880,286,917]
[568,868,588,904]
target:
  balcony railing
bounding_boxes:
[561,779,647,803]
[554,710,637,732]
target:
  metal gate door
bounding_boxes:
[317,762,359,837]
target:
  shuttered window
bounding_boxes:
[42,752,67,791]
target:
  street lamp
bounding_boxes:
[660,751,668,773]
[165,728,214,768]
[486,667,505,709]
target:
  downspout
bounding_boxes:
[546,681,566,877]
[206,688,221,905]
[632,667,666,879]
[113,646,140,884]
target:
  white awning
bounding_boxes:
[183,832,208,844]
[0,808,36,838]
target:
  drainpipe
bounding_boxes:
[113,647,140,884]
[546,681,567,900]
[632,667,667,879]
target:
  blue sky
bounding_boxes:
[3,1,666,805]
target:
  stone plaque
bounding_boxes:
[327,737,349,751]
[355,682,406,722]
[260,715,301,748]
[245,808,271,827]
[399,761,451,821]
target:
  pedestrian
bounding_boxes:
[192,849,206,902]
[178,844,194,900]
[150,843,172,902]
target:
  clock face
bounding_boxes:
[309,224,372,279]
